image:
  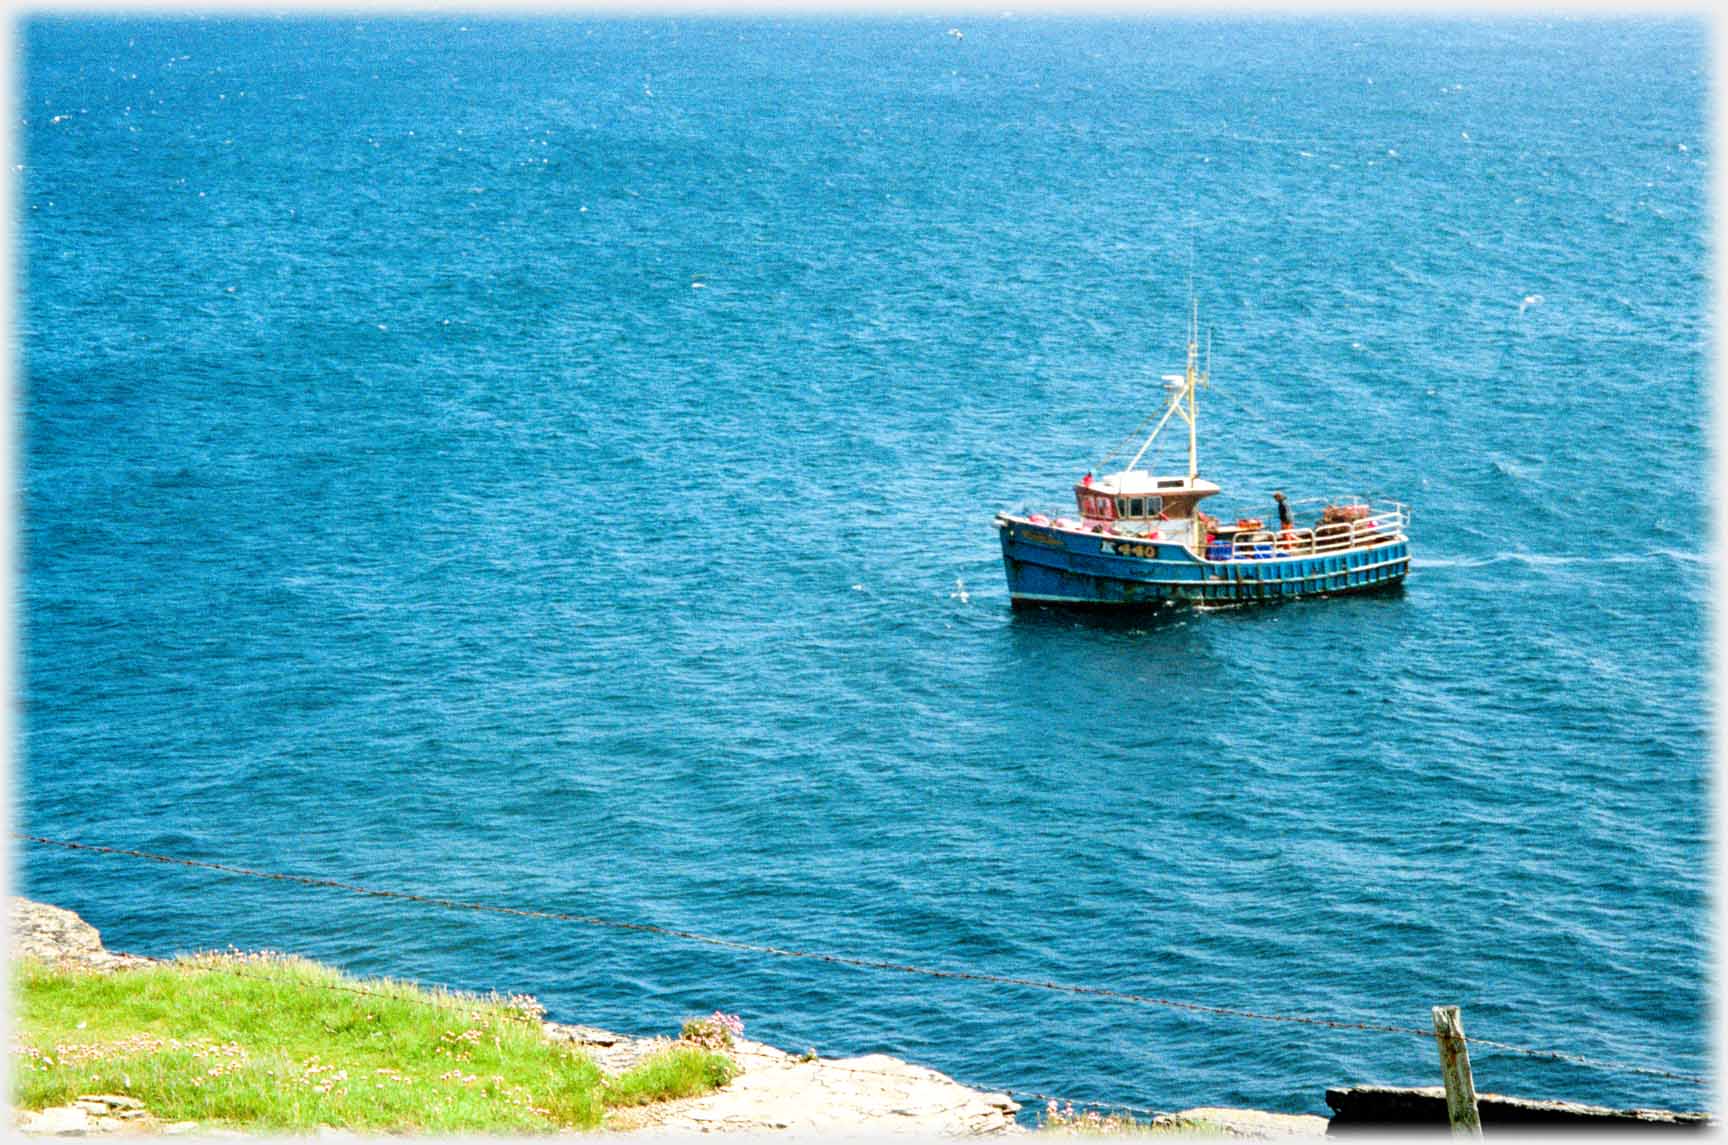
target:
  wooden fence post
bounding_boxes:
[1432,1005,1483,1138]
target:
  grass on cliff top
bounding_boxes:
[13,953,734,1133]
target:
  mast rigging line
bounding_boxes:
[1092,406,1164,472]
[16,833,1708,1088]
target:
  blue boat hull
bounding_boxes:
[998,520,1410,607]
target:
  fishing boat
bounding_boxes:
[994,305,1411,608]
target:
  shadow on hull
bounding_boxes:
[1006,596,1194,632]
[1009,575,1408,622]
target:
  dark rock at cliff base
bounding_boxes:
[1325,1085,1711,1131]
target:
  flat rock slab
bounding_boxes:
[1157,1107,1329,1139]
[11,899,152,972]
[18,1106,91,1136]
[14,1105,160,1137]
[546,1020,1021,1134]
[606,1043,1022,1135]
[542,1021,679,1076]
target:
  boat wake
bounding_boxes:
[1417,549,1706,571]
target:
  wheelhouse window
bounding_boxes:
[1079,493,1114,518]
[1129,498,1144,517]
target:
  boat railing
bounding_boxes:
[1218,499,1409,561]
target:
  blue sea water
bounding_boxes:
[19,15,1710,1118]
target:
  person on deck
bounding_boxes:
[1274,491,1299,553]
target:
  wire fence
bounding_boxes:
[17,832,1711,1093]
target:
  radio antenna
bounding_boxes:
[1185,237,1196,317]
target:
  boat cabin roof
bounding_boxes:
[1078,472,1222,498]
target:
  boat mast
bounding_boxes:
[1119,293,1209,479]
[1186,296,1199,483]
